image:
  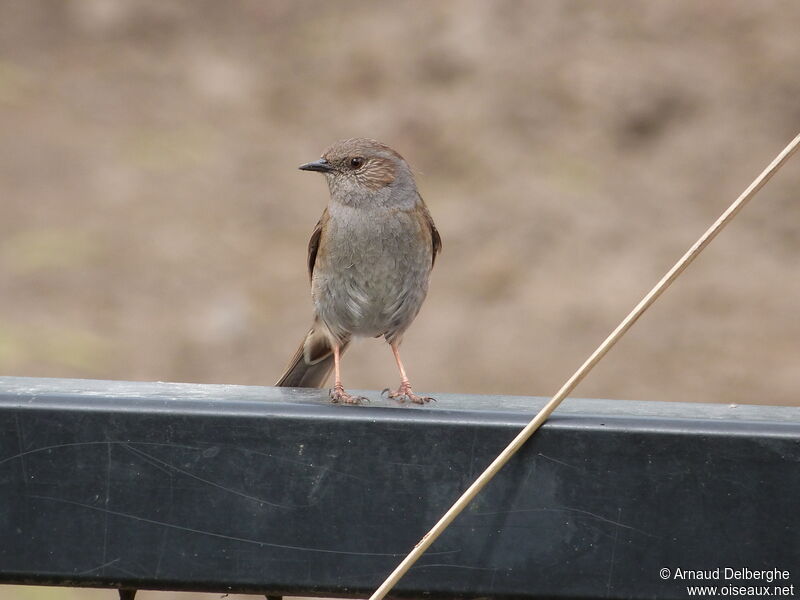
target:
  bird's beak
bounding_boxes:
[298,158,334,173]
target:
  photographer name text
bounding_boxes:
[664,568,790,583]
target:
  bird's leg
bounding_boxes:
[384,342,434,404]
[329,342,367,404]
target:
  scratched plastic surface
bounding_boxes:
[1,377,798,599]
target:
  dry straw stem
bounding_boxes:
[369,133,800,600]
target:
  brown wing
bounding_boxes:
[419,198,442,268]
[307,208,329,281]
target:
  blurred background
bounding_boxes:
[1,1,799,598]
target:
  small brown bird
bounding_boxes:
[276,138,441,404]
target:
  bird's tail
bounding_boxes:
[275,323,348,388]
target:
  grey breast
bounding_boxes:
[312,204,431,342]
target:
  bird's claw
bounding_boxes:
[329,384,368,405]
[383,382,435,405]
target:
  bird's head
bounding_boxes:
[299,138,417,208]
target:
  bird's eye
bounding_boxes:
[349,157,364,169]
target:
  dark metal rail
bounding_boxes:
[1,377,798,599]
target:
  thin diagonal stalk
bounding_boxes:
[369,133,800,600]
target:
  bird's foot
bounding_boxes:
[329,384,367,405]
[382,381,434,405]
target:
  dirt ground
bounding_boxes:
[1,2,799,599]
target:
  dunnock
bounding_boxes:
[276,138,441,404]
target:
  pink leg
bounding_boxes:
[383,342,434,405]
[329,343,367,404]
